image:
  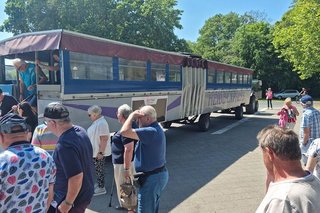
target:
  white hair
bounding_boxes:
[12,58,26,69]
[117,104,132,119]
[141,105,157,121]
[88,105,102,115]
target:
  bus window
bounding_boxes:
[231,72,238,84]
[216,71,224,83]
[225,72,231,84]
[5,64,16,81]
[243,74,248,84]
[208,68,216,83]
[119,59,146,81]
[169,64,181,82]
[151,63,166,82]
[69,52,113,80]
[248,74,252,84]
[239,74,244,84]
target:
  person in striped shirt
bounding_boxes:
[31,123,59,155]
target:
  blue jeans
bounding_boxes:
[137,168,169,213]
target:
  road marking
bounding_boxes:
[211,112,260,135]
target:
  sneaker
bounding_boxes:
[94,183,98,189]
[94,187,107,196]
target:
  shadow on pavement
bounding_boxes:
[87,114,278,213]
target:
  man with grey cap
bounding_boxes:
[0,113,56,212]
[299,95,320,164]
[44,102,94,213]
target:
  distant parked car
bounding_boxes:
[273,89,300,99]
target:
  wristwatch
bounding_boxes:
[64,200,74,207]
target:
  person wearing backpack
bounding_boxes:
[277,98,299,129]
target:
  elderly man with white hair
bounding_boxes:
[12,58,47,109]
[120,105,169,213]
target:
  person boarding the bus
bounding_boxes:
[12,58,47,110]
[44,102,94,213]
[120,105,169,213]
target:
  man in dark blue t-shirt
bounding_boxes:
[44,102,94,213]
[120,105,169,213]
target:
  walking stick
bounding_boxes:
[108,177,115,207]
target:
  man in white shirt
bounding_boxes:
[256,125,320,213]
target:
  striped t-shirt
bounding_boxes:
[31,124,59,155]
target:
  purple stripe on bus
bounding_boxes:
[167,96,181,111]
[63,104,118,119]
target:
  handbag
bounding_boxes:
[119,178,138,210]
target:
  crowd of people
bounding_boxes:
[0,97,168,213]
[257,90,320,212]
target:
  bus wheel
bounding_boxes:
[246,97,255,114]
[254,100,259,112]
[198,113,211,132]
[161,121,172,128]
[235,106,243,120]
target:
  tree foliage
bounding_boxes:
[273,0,320,79]
[1,0,189,51]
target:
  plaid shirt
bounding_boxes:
[300,107,320,145]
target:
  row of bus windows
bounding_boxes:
[69,52,181,82]
[207,69,251,84]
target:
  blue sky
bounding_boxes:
[0,0,293,41]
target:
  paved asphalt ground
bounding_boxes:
[86,100,306,213]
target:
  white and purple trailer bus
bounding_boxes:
[0,30,258,131]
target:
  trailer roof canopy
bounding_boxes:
[0,29,253,73]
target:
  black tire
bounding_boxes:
[235,106,244,120]
[254,100,259,112]
[161,121,172,128]
[198,113,211,132]
[278,96,282,100]
[246,97,256,114]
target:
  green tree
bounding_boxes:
[1,0,189,51]
[231,22,300,92]
[273,0,320,79]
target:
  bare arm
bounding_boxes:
[123,142,134,170]
[120,111,142,140]
[306,156,317,173]
[37,66,48,84]
[47,183,54,212]
[58,173,83,213]
[303,128,310,145]
[96,135,109,160]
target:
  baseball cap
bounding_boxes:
[43,102,69,119]
[0,113,28,134]
[300,95,313,105]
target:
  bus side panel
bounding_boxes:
[203,89,251,113]
[58,94,181,132]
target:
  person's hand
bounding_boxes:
[27,85,34,91]
[58,201,72,213]
[96,152,103,160]
[11,105,18,112]
[124,169,131,180]
[131,110,145,120]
